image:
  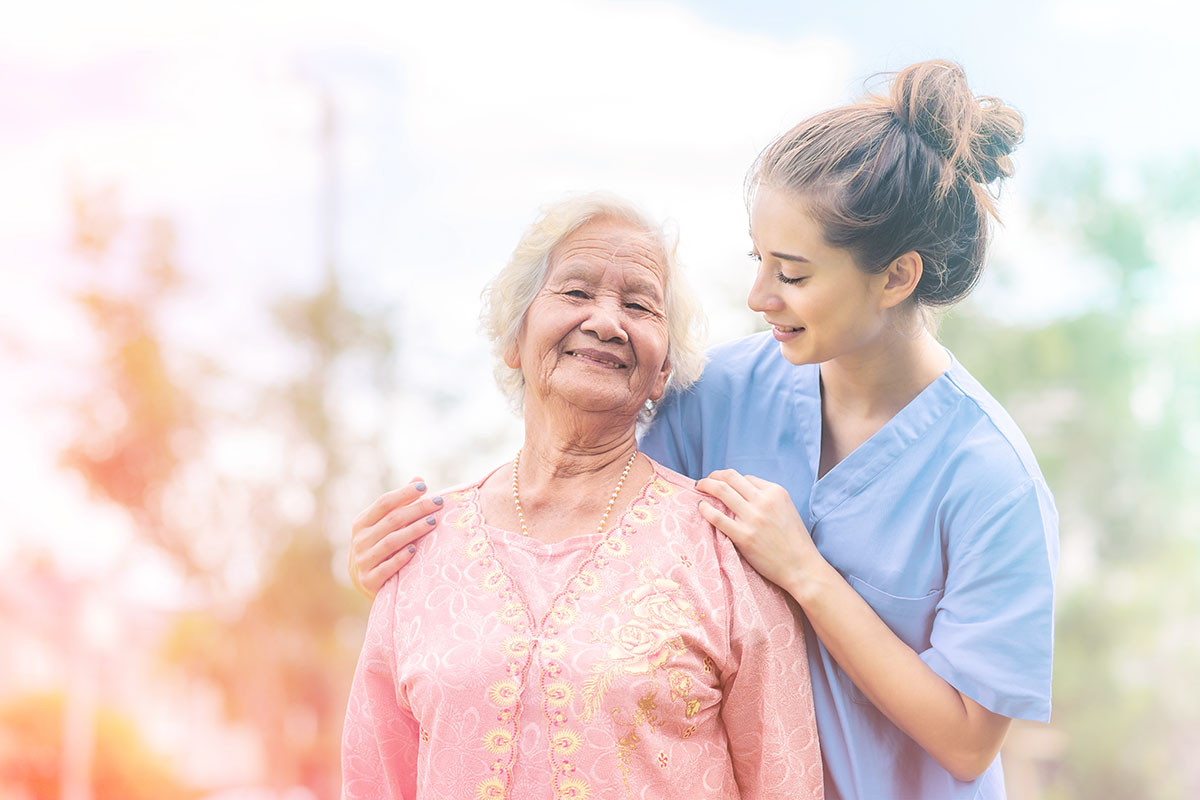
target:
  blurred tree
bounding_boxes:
[0,692,196,800]
[940,156,1200,799]
[160,264,395,797]
[159,93,399,798]
[62,185,200,572]
[60,168,397,797]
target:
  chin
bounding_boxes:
[778,341,817,366]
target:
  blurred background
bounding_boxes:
[1,1,1197,798]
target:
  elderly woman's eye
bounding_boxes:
[564,289,589,298]
[625,301,650,312]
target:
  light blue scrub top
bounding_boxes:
[640,332,1058,800]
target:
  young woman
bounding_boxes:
[349,61,1057,800]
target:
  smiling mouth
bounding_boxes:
[773,325,804,333]
[566,350,627,369]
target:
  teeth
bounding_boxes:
[569,352,621,367]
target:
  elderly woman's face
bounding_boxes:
[506,217,671,419]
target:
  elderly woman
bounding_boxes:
[341,194,823,799]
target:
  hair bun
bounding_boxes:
[887,60,1024,185]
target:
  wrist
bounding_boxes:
[783,547,838,609]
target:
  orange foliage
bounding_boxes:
[0,692,196,800]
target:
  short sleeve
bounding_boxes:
[922,479,1058,722]
[342,579,420,799]
[715,534,824,799]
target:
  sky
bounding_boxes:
[1,0,1197,596]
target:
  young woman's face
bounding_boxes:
[747,185,891,366]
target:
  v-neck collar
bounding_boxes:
[805,357,963,522]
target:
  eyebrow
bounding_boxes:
[748,229,811,264]
[554,265,664,299]
[769,251,811,263]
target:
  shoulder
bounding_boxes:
[942,356,1047,483]
[698,331,808,388]
[644,457,790,596]
[935,355,1059,546]
[657,332,816,413]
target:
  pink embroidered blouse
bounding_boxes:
[342,460,823,800]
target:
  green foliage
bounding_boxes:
[941,154,1200,799]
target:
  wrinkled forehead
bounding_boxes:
[548,217,667,286]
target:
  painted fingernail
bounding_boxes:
[414,481,427,492]
[432,495,444,506]
[425,516,436,525]
[407,544,416,554]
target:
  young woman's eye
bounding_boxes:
[775,272,807,286]
[747,250,762,263]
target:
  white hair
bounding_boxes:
[480,192,707,417]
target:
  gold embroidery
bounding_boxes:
[481,568,506,591]
[580,566,700,718]
[454,474,662,800]
[541,638,569,659]
[557,777,591,799]
[475,777,506,799]
[612,689,667,794]
[544,681,574,707]
[551,728,583,756]
[487,679,520,708]
[481,728,514,754]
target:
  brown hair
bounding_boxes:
[748,60,1024,306]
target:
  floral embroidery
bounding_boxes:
[482,728,514,754]
[488,679,520,707]
[657,750,669,769]
[502,636,532,659]
[455,473,662,800]
[580,566,700,720]
[551,728,583,755]
[545,681,574,707]
[481,568,507,591]
[558,778,591,799]
[611,689,668,794]
[576,570,600,593]
[667,669,692,699]
[475,777,506,799]
[541,638,568,659]
[548,603,577,626]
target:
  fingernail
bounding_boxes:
[407,544,416,554]
[415,481,427,492]
[432,495,444,506]
[425,516,436,525]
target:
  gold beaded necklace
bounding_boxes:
[511,449,638,538]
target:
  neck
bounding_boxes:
[517,425,639,483]
[819,327,949,420]
[518,392,641,476]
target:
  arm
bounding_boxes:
[349,477,445,598]
[699,470,1011,782]
[342,580,420,799]
[717,536,824,799]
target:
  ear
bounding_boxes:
[648,356,672,403]
[503,338,521,370]
[878,250,923,310]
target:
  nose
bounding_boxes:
[746,263,782,313]
[581,298,629,343]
